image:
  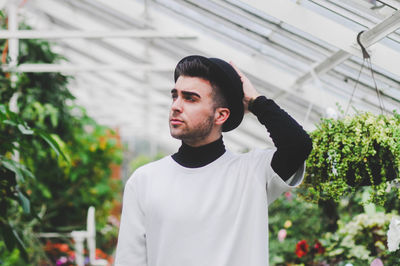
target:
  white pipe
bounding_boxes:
[7,1,18,67]
[1,63,173,73]
[0,30,196,39]
[71,231,86,266]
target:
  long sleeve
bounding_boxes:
[249,96,312,181]
[115,175,148,266]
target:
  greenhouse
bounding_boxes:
[1,0,399,265]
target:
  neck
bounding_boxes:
[181,131,222,147]
[172,136,226,168]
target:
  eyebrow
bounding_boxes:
[171,88,201,98]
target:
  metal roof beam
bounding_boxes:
[151,0,349,113]
[243,0,400,78]
[379,0,400,10]
[64,0,151,29]
[2,63,173,73]
[311,0,387,26]
[0,29,196,39]
[295,9,400,88]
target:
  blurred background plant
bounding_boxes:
[269,180,400,265]
[267,109,399,265]
[0,10,123,265]
[321,211,400,265]
[268,191,329,265]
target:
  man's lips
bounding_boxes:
[170,118,184,126]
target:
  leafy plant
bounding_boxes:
[1,10,123,263]
[268,191,328,265]
[11,33,123,232]
[302,111,400,205]
[322,211,400,265]
[0,103,66,262]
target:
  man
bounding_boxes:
[115,55,312,266]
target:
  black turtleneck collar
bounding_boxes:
[171,136,226,168]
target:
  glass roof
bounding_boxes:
[3,0,400,153]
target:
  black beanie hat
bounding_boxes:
[174,55,244,132]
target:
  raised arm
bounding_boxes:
[230,62,312,181]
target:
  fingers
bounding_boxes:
[229,61,244,77]
[230,61,261,101]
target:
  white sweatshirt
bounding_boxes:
[115,148,304,266]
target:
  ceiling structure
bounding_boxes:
[2,0,400,154]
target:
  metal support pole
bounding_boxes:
[7,1,18,69]
[7,1,20,163]
[7,1,18,88]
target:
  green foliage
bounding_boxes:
[322,211,400,265]
[269,189,400,265]
[268,191,328,265]
[302,111,400,205]
[0,14,123,263]
[5,35,123,232]
[0,103,66,262]
[0,241,22,266]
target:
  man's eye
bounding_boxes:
[171,94,178,99]
[185,96,195,102]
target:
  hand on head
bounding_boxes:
[229,61,260,113]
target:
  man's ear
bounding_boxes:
[214,107,230,126]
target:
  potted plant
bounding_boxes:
[301,111,400,204]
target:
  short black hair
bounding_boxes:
[174,57,228,109]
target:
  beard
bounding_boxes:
[170,113,215,144]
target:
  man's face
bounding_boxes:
[169,76,218,146]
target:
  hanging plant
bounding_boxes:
[301,111,400,205]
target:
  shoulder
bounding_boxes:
[126,155,172,186]
[236,147,276,161]
[135,155,172,174]
[223,148,276,171]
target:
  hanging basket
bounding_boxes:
[345,140,397,186]
[302,111,400,204]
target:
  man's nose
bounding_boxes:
[171,97,183,112]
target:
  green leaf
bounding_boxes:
[95,182,110,195]
[17,124,34,135]
[1,156,25,183]
[0,156,35,182]
[17,189,31,214]
[36,130,70,164]
[11,226,28,262]
[2,225,16,251]
[50,110,58,127]
[0,104,6,114]
[36,182,52,199]
[70,171,79,182]
[1,223,28,260]
[18,164,35,180]
[45,103,58,127]
[2,119,17,126]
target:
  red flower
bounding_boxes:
[295,240,309,258]
[58,243,70,253]
[314,240,325,254]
